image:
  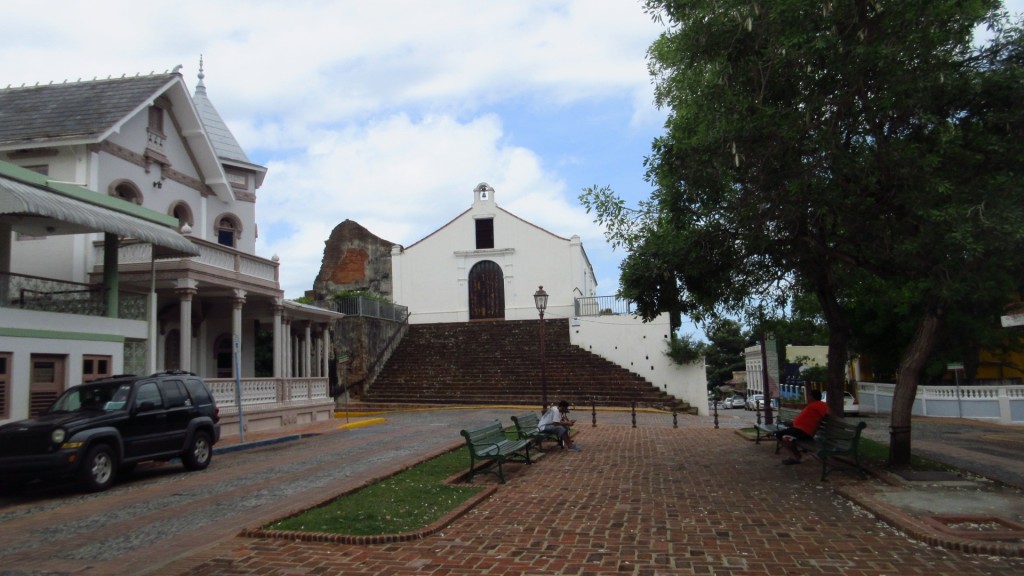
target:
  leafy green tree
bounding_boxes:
[583,0,1024,466]
[703,318,751,390]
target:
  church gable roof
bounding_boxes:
[402,203,569,252]
[0,73,178,147]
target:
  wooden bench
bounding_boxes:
[511,412,564,449]
[794,416,868,481]
[754,407,801,453]
[460,421,532,483]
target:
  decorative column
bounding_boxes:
[103,232,119,319]
[174,279,198,372]
[282,318,292,377]
[0,223,10,306]
[272,298,283,378]
[321,324,330,378]
[304,322,312,377]
[232,289,247,379]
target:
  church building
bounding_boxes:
[391,183,596,324]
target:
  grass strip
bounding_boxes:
[266,446,484,536]
[855,436,952,471]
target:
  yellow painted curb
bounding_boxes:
[337,417,386,430]
[334,405,679,419]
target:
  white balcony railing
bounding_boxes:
[98,239,278,283]
[207,377,330,409]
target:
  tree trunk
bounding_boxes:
[889,305,945,468]
[813,271,851,418]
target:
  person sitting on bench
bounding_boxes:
[538,401,580,451]
[779,390,829,465]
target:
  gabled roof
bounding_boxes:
[403,204,570,252]
[0,73,178,147]
[0,71,234,202]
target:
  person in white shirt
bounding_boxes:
[538,401,580,450]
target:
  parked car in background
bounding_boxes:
[729,396,746,409]
[745,394,764,411]
[822,391,860,416]
[0,371,220,492]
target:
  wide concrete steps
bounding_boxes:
[365,319,679,408]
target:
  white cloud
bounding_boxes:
[1,0,671,299]
[255,111,593,295]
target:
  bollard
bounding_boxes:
[713,397,719,429]
[672,404,678,429]
[591,400,597,427]
[755,401,762,426]
[631,400,637,428]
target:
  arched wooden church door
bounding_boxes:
[468,260,505,320]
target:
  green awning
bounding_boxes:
[0,174,199,259]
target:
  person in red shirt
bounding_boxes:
[779,390,830,465]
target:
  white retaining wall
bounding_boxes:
[568,314,708,414]
[857,382,1024,425]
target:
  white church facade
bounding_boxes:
[391,183,597,324]
[389,182,708,413]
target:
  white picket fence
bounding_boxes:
[857,382,1024,424]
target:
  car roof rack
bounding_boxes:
[150,370,198,377]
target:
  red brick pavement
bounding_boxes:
[152,422,1024,576]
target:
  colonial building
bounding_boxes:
[391,182,597,324]
[0,64,341,428]
[387,182,706,411]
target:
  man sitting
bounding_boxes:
[538,401,580,451]
[779,390,829,465]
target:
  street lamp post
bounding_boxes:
[534,286,549,410]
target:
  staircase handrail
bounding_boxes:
[351,316,409,396]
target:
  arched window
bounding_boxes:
[215,214,242,248]
[169,202,194,232]
[109,180,143,205]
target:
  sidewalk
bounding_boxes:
[152,409,1024,575]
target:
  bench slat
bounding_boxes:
[755,409,868,481]
[753,407,801,453]
[795,416,868,481]
[460,421,532,483]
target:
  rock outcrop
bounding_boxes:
[313,219,394,299]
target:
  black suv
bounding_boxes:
[0,371,220,492]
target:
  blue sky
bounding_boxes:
[2,0,1020,341]
[1,0,666,301]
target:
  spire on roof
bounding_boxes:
[192,56,251,164]
[196,55,206,94]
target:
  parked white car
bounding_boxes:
[822,391,860,416]
[745,394,764,411]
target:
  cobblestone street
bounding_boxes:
[2,409,1022,575]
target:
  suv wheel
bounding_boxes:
[182,431,212,471]
[81,444,116,492]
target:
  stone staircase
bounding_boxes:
[363,319,682,408]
